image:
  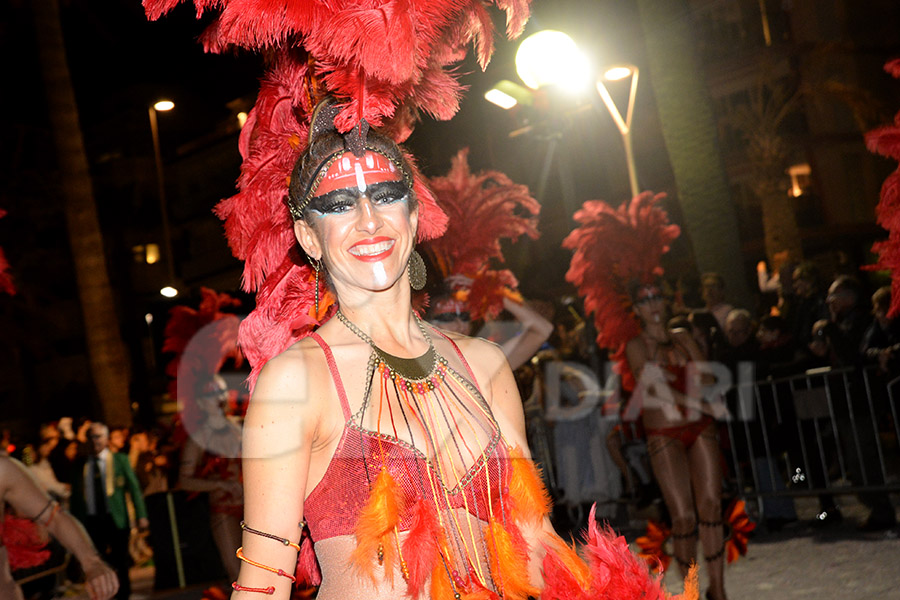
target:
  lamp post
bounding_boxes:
[596,65,640,197]
[148,99,178,297]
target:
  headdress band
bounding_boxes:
[289,147,413,220]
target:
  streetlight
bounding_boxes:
[148,99,178,297]
[596,65,640,197]
[514,30,591,93]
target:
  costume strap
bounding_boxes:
[430,326,480,392]
[308,332,352,420]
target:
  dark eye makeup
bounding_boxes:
[308,181,409,215]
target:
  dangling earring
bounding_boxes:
[407,249,426,291]
[310,256,323,315]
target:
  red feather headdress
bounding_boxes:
[562,192,680,391]
[424,148,540,320]
[144,0,532,386]
[865,59,900,317]
[0,209,15,296]
[162,287,243,436]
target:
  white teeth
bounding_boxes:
[350,240,394,256]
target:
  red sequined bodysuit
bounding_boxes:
[303,331,509,543]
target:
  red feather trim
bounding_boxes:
[0,209,14,296]
[350,468,405,585]
[401,496,444,599]
[724,498,755,564]
[2,514,50,571]
[563,192,679,391]
[507,445,551,527]
[865,60,900,318]
[635,519,671,574]
[539,534,592,600]
[483,518,538,600]
[583,504,667,600]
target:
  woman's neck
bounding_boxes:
[333,283,425,355]
[642,322,670,344]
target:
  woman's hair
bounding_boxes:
[287,100,417,221]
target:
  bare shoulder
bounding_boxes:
[246,337,327,442]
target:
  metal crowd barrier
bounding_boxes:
[723,364,900,501]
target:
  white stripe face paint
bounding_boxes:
[354,161,368,193]
[372,261,387,287]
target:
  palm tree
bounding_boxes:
[31,0,132,425]
[636,0,751,303]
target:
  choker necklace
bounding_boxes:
[336,309,437,380]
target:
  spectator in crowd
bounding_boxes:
[819,276,870,366]
[722,309,758,371]
[107,427,129,455]
[786,262,828,350]
[755,315,797,377]
[688,309,727,363]
[862,285,900,375]
[700,272,733,329]
[809,277,896,531]
[70,422,149,600]
[27,430,71,501]
[1,454,118,600]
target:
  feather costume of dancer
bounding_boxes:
[0,209,15,296]
[144,3,694,598]
[562,192,680,392]
[424,148,540,321]
[865,59,900,317]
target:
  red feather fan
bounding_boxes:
[424,148,540,320]
[562,192,679,391]
[144,1,531,388]
[864,59,900,318]
[0,209,15,296]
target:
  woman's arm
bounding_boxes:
[232,348,319,599]
[1,456,118,600]
[476,340,557,589]
[499,297,555,371]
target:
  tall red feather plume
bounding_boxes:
[424,148,540,320]
[864,59,900,318]
[0,209,15,296]
[562,192,679,391]
[143,2,530,387]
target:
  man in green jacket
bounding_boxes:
[71,422,149,600]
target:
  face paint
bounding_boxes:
[307,181,410,217]
[315,150,403,197]
[372,262,388,286]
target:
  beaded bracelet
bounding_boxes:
[231,582,276,595]
[240,520,303,551]
[235,548,297,583]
